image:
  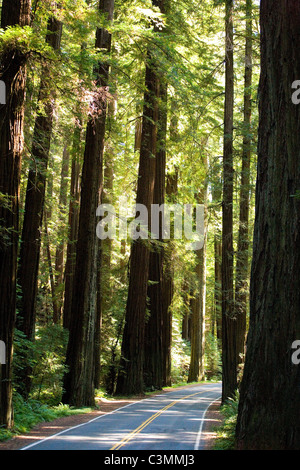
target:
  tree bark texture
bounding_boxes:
[211,176,222,342]
[235,0,253,375]
[62,0,114,407]
[0,0,31,427]
[162,167,178,386]
[54,145,70,323]
[161,104,178,387]
[16,15,62,398]
[144,79,168,391]
[188,181,208,383]
[222,0,237,403]
[63,105,82,330]
[116,0,167,396]
[236,0,300,450]
[115,57,158,395]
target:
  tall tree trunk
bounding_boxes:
[234,0,253,377]
[236,0,300,450]
[115,0,166,396]
[188,173,208,383]
[211,175,222,342]
[214,238,222,340]
[63,111,82,330]
[94,236,102,390]
[44,214,58,320]
[16,14,62,398]
[62,43,86,331]
[54,145,70,323]
[97,96,116,391]
[144,78,168,391]
[0,0,31,427]
[62,0,114,407]
[115,57,158,396]
[222,0,236,403]
[161,103,178,387]
[162,167,178,386]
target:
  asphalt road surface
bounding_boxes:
[21,382,221,451]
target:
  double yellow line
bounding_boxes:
[110,390,207,450]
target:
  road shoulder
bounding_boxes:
[199,399,223,450]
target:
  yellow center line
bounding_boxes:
[110,388,215,450]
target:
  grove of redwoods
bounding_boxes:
[1,0,300,450]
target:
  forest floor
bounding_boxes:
[0,385,223,451]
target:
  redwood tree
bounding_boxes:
[236,0,300,450]
[144,78,168,391]
[115,53,158,395]
[234,0,253,376]
[222,0,236,402]
[188,178,208,384]
[63,82,84,331]
[161,108,179,387]
[62,0,115,407]
[0,0,31,427]
[16,14,63,398]
[116,0,165,396]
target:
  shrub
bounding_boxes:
[214,390,239,450]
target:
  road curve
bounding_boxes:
[21,382,221,451]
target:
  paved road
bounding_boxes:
[21,382,221,451]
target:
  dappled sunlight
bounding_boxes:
[18,384,222,450]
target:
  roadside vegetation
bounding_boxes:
[0,394,93,442]
[213,392,239,450]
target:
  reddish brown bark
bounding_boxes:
[16,15,62,398]
[235,0,253,375]
[116,0,167,396]
[188,182,208,384]
[115,57,158,395]
[236,0,300,450]
[54,145,70,323]
[62,0,114,407]
[222,0,237,403]
[0,0,31,427]
[144,79,168,391]
[63,111,82,330]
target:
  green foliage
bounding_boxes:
[204,333,222,380]
[291,190,300,199]
[0,393,92,442]
[0,25,57,60]
[31,325,69,404]
[13,325,69,405]
[170,318,191,384]
[214,391,240,450]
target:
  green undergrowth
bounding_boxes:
[0,392,93,442]
[213,390,239,450]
